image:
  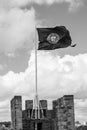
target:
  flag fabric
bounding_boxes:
[37,26,74,50]
[71,44,76,47]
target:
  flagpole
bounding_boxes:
[35,27,38,101]
[34,26,45,129]
[34,26,39,130]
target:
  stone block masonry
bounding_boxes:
[11,96,22,130]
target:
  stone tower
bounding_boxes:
[11,96,22,130]
[53,95,75,130]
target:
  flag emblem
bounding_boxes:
[47,33,59,44]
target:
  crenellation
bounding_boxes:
[11,95,75,130]
[25,100,33,110]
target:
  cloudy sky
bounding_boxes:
[0,0,87,124]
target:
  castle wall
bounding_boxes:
[11,95,75,130]
[23,119,52,130]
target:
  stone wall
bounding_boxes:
[11,95,75,130]
[11,96,22,130]
[53,95,75,130]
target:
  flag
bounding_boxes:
[37,26,74,50]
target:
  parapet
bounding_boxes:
[25,100,33,110]
[39,100,47,110]
[11,96,22,107]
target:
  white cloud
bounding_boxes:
[0,0,84,11]
[2,0,83,12]
[0,51,87,121]
[75,99,87,123]
[68,0,83,12]
[0,7,36,53]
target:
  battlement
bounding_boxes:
[11,95,75,130]
[25,100,48,110]
[25,100,33,110]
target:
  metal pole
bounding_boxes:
[35,122,37,130]
[34,27,38,130]
[35,29,38,99]
[34,27,45,130]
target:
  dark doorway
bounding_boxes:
[37,123,42,130]
[34,122,42,130]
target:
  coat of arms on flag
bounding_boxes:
[47,33,60,44]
